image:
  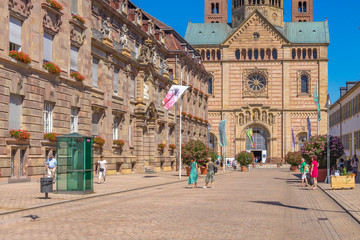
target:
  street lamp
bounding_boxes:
[208,124,212,148]
[325,94,332,183]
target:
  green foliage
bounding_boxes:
[285,151,302,166]
[235,151,254,166]
[181,140,210,166]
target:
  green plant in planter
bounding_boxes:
[299,135,344,169]
[285,151,302,166]
[235,151,254,166]
[181,140,210,166]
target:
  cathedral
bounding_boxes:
[185,0,329,162]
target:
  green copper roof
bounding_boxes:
[185,21,329,45]
[283,21,330,44]
[185,22,234,45]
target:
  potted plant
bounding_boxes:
[194,116,199,121]
[45,0,63,11]
[43,61,61,74]
[93,136,105,147]
[9,129,31,140]
[9,51,32,64]
[70,71,85,81]
[72,14,85,24]
[43,132,58,142]
[181,140,210,175]
[300,135,344,181]
[113,139,125,148]
[181,111,187,117]
[285,151,302,172]
[235,151,254,172]
[187,113,193,119]
[158,143,165,151]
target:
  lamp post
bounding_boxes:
[208,124,212,148]
[325,94,332,184]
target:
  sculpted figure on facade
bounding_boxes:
[245,111,251,123]
[262,111,267,123]
[120,24,129,48]
[143,82,150,100]
[43,9,62,34]
[101,17,112,38]
[162,59,169,74]
[268,113,274,125]
[253,110,259,121]
[151,46,158,65]
[239,114,244,126]
[9,0,33,19]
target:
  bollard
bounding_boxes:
[40,177,53,199]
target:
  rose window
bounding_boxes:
[247,73,266,93]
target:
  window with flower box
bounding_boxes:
[44,102,54,133]
[43,32,53,63]
[72,0,78,14]
[70,107,79,133]
[113,117,119,141]
[114,68,119,94]
[70,45,79,72]
[9,16,22,51]
[9,94,23,130]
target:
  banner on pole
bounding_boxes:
[291,126,296,150]
[314,83,321,121]
[162,85,189,111]
[246,129,255,148]
[218,120,227,147]
[307,116,311,139]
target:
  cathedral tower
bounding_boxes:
[204,0,228,23]
[232,0,284,28]
[292,0,313,22]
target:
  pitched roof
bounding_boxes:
[185,22,234,45]
[185,20,330,45]
[142,11,173,30]
[283,21,330,44]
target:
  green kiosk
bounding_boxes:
[56,133,93,194]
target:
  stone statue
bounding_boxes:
[162,59,169,74]
[152,46,158,65]
[101,17,111,38]
[254,111,259,121]
[120,24,129,48]
[262,111,267,123]
[143,82,149,100]
[245,111,251,123]
[239,114,244,126]
[268,114,273,125]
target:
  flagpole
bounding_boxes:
[179,98,182,179]
[317,80,320,136]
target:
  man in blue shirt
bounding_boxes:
[46,155,57,183]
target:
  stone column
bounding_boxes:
[133,101,145,174]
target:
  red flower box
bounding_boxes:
[43,132,59,142]
[9,129,31,140]
[169,144,176,150]
[187,114,193,119]
[46,0,63,11]
[194,116,199,121]
[94,136,105,146]
[158,143,166,150]
[43,61,61,74]
[181,111,187,116]
[72,14,85,24]
[9,51,32,64]
[70,71,85,81]
[194,88,199,92]
[113,139,125,147]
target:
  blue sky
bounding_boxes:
[131,0,360,103]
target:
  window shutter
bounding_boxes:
[9,94,22,130]
[9,16,22,46]
[114,68,119,93]
[92,113,98,136]
[70,45,79,72]
[72,0,78,14]
[43,33,53,62]
[92,58,99,87]
[130,76,135,99]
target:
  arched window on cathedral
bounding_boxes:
[235,49,241,60]
[272,0,275,6]
[206,50,211,60]
[211,3,215,13]
[303,20,307,22]
[298,1,302,12]
[254,49,259,60]
[297,48,301,59]
[272,49,278,60]
[302,49,306,59]
[266,48,271,60]
[217,50,221,60]
[292,49,296,59]
[260,49,265,60]
[211,50,216,60]
[253,0,256,5]
[208,78,213,94]
[248,0,252,5]
[299,20,302,22]
[216,3,220,13]
[248,49,253,60]
[301,74,309,93]
[241,49,246,60]
[257,0,260,4]
[308,48,312,59]
[201,50,205,60]
[313,49,318,59]
[303,2,307,12]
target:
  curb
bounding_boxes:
[0,171,234,217]
[318,184,360,225]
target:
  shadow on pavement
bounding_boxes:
[250,200,308,210]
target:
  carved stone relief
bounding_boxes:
[9,0,33,19]
[43,6,62,34]
[70,24,85,46]
[101,17,112,38]
[120,24,129,48]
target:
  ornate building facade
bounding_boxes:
[0,0,210,181]
[185,0,329,162]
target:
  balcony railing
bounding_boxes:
[92,28,103,42]
[113,41,123,52]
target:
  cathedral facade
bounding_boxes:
[185,0,329,162]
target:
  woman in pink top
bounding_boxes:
[310,156,319,190]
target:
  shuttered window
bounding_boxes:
[70,45,79,72]
[43,33,53,62]
[92,58,99,87]
[70,107,79,133]
[43,102,54,133]
[9,16,22,51]
[114,68,119,94]
[72,0,78,14]
[9,94,23,130]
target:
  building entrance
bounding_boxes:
[245,127,268,163]
[252,151,262,163]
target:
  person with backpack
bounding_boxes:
[203,158,215,189]
[299,158,308,187]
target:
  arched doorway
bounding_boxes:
[245,127,268,163]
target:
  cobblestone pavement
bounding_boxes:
[1,169,359,240]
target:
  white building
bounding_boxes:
[329,81,360,159]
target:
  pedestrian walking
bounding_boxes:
[232,160,237,170]
[299,158,308,187]
[203,158,215,188]
[310,156,319,190]
[46,155,57,183]
[188,159,199,188]
[351,154,358,177]
[97,155,107,184]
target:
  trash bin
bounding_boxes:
[40,177,53,199]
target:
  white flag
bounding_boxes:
[162,85,189,111]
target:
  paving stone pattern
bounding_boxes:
[0,169,359,240]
